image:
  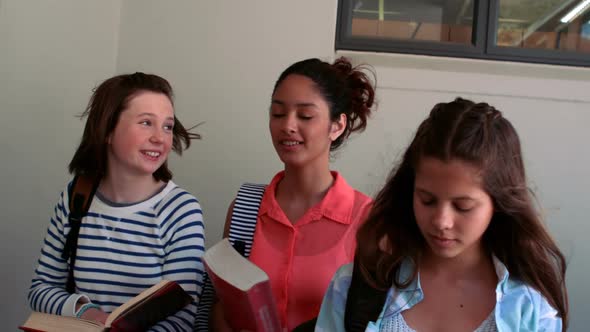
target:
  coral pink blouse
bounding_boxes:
[248,171,372,331]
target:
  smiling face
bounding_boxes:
[413,157,494,261]
[269,74,345,169]
[106,91,174,180]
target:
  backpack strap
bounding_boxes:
[344,261,389,332]
[194,182,266,331]
[61,175,99,294]
[227,183,266,257]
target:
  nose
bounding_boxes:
[431,205,453,231]
[150,128,164,143]
[281,113,297,134]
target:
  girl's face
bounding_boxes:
[269,74,345,169]
[106,91,174,180]
[413,157,494,261]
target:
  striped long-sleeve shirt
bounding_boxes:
[28,180,205,331]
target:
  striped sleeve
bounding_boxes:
[148,188,206,332]
[27,186,88,316]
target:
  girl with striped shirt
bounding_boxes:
[28,72,205,331]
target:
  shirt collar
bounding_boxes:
[372,255,519,332]
[396,258,420,292]
[258,171,357,225]
[492,255,511,296]
[380,259,424,318]
[396,255,510,290]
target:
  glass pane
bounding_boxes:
[349,0,476,44]
[496,0,590,54]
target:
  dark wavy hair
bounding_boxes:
[272,57,376,151]
[68,72,200,181]
[355,97,568,329]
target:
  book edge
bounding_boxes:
[204,239,269,291]
[105,279,171,326]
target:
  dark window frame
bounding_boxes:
[336,0,590,67]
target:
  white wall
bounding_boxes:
[0,0,121,328]
[2,0,588,330]
[115,1,341,239]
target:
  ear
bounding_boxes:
[329,113,347,141]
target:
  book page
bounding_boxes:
[21,312,105,332]
[105,280,171,326]
[204,239,268,291]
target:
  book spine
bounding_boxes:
[109,282,192,332]
[206,270,258,330]
[248,282,282,332]
[18,327,46,332]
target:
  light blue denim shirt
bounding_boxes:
[315,257,562,332]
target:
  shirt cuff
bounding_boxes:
[63,294,90,317]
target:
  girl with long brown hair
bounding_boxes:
[315,97,568,331]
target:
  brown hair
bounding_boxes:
[355,97,568,329]
[272,57,376,151]
[68,72,200,181]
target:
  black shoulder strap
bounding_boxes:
[344,261,389,332]
[194,182,266,332]
[61,174,99,294]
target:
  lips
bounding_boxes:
[280,140,302,146]
[431,235,456,247]
[141,150,162,160]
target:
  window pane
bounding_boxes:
[496,0,590,54]
[349,0,476,44]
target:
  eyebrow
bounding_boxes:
[271,99,318,109]
[137,112,175,121]
[414,188,476,201]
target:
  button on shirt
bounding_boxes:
[248,171,372,331]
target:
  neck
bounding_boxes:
[99,172,163,204]
[421,245,494,280]
[278,163,334,207]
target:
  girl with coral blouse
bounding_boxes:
[210,57,377,331]
[315,98,568,331]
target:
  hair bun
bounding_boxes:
[332,57,376,135]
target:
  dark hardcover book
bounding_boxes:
[20,280,192,332]
[204,238,282,332]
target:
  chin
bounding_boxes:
[137,166,162,177]
[435,251,461,259]
[427,246,462,259]
[278,156,306,168]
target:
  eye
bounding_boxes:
[454,203,474,213]
[139,120,151,126]
[416,193,436,206]
[269,104,285,118]
[420,198,436,206]
[163,123,174,132]
[298,115,313,120]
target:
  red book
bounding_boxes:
[204,238,282,332]
[19,280,192,332]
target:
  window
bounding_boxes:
[336,0,590,67]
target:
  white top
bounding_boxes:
[382,309,497,332]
